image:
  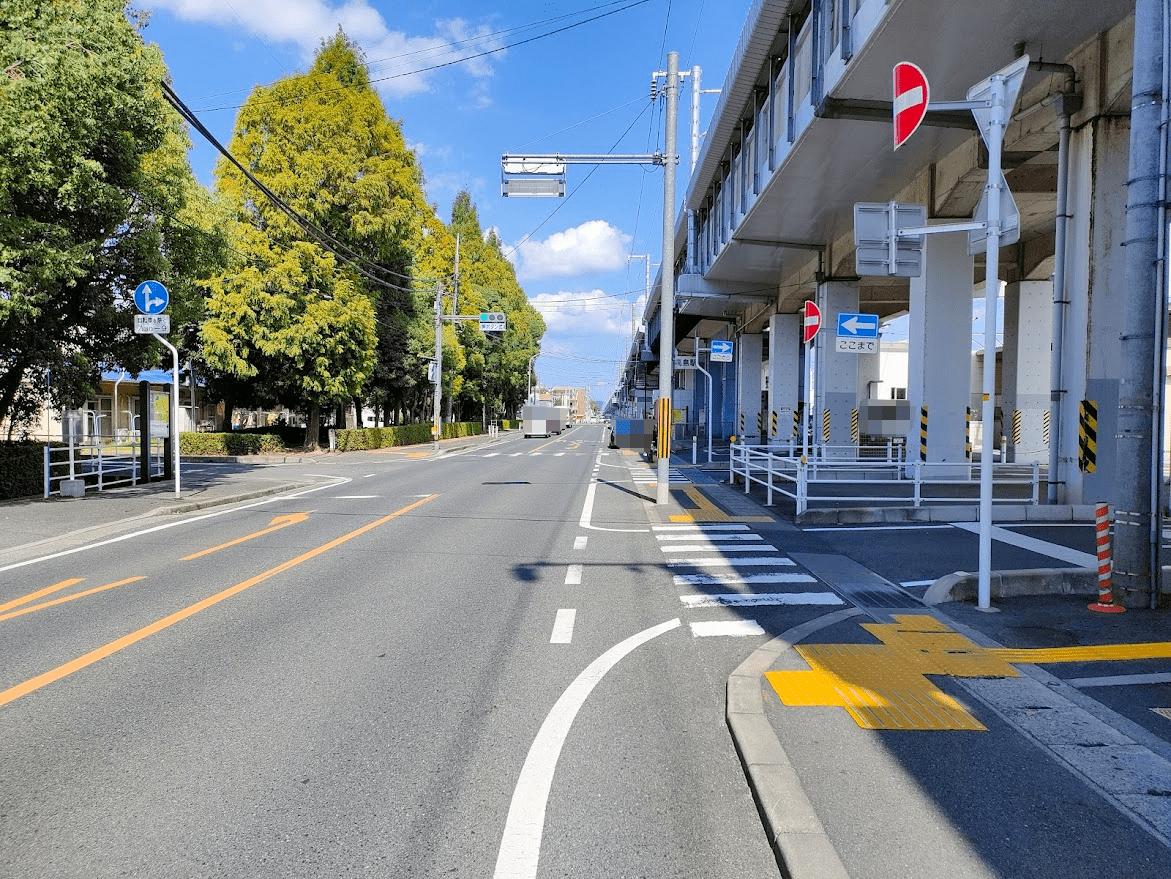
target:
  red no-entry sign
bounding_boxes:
[893,62,930,149]
[802,300,821,343]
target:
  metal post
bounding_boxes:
[696,359,713,463]
[977,73,1007,611]
[152,333,181,497]
[433,282,443,454]
[656,51,679,505]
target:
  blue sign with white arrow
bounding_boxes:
[709,340,734,362]
[134,280,169,315]
[836,312,879,338]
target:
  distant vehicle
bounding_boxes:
[522,404,563,438]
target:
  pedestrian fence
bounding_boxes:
[729,442,1041,515]
[44,437,166,498]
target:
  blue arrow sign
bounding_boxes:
[836,312,879,338]
[134,280,169,315]
[709,340,734,362]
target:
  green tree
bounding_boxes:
[0,0,228,431]
[201,31,429,444]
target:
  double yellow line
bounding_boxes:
[0,495,437,708]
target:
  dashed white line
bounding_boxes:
[573,536,588,550]
[549,609,576,644]
[565,564,583,586]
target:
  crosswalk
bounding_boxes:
[652,523,845,635]
[629,464,690,485]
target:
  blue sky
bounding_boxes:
[140,0,746,404]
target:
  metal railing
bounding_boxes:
[44,437,166,498]
[729,442,1041,515]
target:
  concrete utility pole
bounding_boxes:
[1113,0,1166,608]
[656,52,680,506]
[432,282,443,454]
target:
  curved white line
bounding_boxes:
[578,479,649,533]
[493,618,681,878]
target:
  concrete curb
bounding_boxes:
[923,567,1097,603]
[795,503,1098,526]
[151,481,314,516]
[727,609,862,879]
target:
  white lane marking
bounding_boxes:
[656,533,762,542]
[555,452,565,457]
[483,453,501,458]
[659,544,778,553]
[950,522,1097,566]
[573,536,588,550]
[666,556,791,567]
[493,619,681,878]
[681,593,845,608]
[690,620,766,637]
[1066,672,1171,688]
[801,524,952,532]
[334,495,378,499]
[653,523,749,531]
[0,476,351,573]
[564,564,583,586]
[578,479,648,533]
[510,453,524,457]
[549,609,576,644]
[900,579,935,588]
[674,572,817,587]
[363,473,377,478]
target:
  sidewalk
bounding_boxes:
[664,453,1171,879]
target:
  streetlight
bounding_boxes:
[526,352,539,404]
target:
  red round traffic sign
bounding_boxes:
[893,61,930,149]
[802,300,821,343]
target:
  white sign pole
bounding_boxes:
[976,75,1008,612]
[152,333,181,497]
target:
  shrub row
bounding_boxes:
[0,441,46,500]
[333,421,486,452]
[179,432,285,456]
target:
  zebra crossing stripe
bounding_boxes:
[654,524,749,531]
[680,593,845,608]
[660,544,779,553]
[673,571,817,587]
[667,556,794,567]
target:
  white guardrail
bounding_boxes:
[44,438,166,498]
[729,443,1041,515]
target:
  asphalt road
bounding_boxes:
[0,425,786,878]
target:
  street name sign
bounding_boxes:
[134,314,170,334]
[893,62,929,149]
[710,340,733,362]
[836,312,879,338]
[133,280,168,315]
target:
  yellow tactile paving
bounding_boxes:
[768,613,1171,732]
[666,486,772,523]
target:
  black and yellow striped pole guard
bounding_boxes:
[656,396,672,461]
[771,410,778,439]
[792,408,800,438]
[822,409,831,444]
[850,408,859,444]
[1011,409,1022,447]
[920,405,929,462]
[965,407,972,460]
[1042,409,1051,446]
[1078,399,1097,473]
[757,410,764,437]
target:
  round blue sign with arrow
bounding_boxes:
[133,280,169,315]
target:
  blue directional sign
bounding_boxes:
[134,280,169,315]
[836,312,879,338]
[710,340,734,363]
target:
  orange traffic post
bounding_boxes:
[1088,502,1126,613]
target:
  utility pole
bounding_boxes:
[432,281,443,454]
[655,51,680,506]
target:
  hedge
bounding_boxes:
[179,432,285,456]
[334,421,488,452]
[0,441,46,500]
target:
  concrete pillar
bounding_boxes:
[907,232,973,465]
[736,332,764,442]
[815,281,861,456]
[768,313,800,445]
[1058,118,1128,504]
[1001,280,1052,463]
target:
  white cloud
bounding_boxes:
[150,1,503,98]
[530,290,645,337]
[516,220,633,280]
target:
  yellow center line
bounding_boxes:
[0,578,85,614]
[0,494,438,709]
[181,512,310,561]
[0,578,146,623]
